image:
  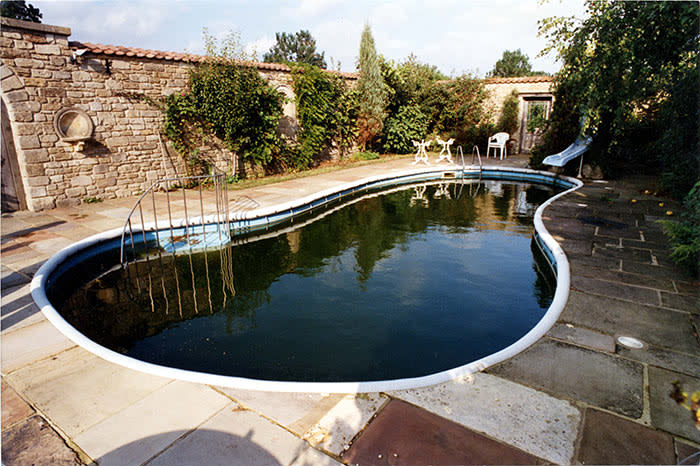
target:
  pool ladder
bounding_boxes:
[118,172,252,316]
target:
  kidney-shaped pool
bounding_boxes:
[33,169,580,392]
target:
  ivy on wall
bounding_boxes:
[289,63,357,170]
[163,61,283,171]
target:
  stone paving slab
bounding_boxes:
[302,393,387,456]
[1,263,31,288]
[571,264,677,291]
[1,282,45,334]
[576,408,675,465]
[344,399,544,465]
[389,374,580,464]
[617,342,700,378]
[561,290,700,356]
[74,381,231,466]
[488,338,644,418]
[571,274,661,306]
[661,290,700,314]
[148,406,341,466]
[1,415,82,466]
[546,322,616,352]
[6,346,171,438]
[648,366,700,443]
[1,379,34,427]
[1,318,76,373]
[217,387,344,435]
[677,440,700,465]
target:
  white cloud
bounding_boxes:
[245,36,276,61]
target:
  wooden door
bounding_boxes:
[519,98,551,154]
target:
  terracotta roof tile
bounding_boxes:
[68,41,358,79]
[484,76,553,84]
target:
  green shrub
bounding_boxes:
[497,90,519,135]
[163,61,283,170]
[381,105,429,154]
[659,181,700,276]
[290,63,357,170]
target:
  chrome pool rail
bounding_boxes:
[119,173,232,267]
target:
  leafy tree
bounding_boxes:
[538,0,699,197]
[1,0,41,22]
[488,49,533,77]
[356,23,387,150]
[263,30,326,69]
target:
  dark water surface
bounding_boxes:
[55,181,560,382]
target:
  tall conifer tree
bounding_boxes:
[356,24,386,150]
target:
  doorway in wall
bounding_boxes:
[519,97,552,154]
[1,99,27,212]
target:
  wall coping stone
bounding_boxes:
[0,17,71,37]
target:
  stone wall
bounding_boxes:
[483,76,554,153]
[0,18,312,210]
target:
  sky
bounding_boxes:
[32,0,587,77]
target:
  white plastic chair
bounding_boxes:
[487,132,509,160]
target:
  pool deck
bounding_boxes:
[2,154,699,465]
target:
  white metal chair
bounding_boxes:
[487,132,509,160]
[435,137,455,163]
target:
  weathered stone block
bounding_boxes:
[26,176,49,187]
[71,70,91,82]
[13,58,43,68]
[1,75,23,92]
[96,177,117,187]
[24,164,45,176]
[27,186,47,197]
[39,87,65,97]
[56,198,81,208]
[30,69,52,78]
[34,44,61,55]
[49,56,66,66]
[52,70,71,80]
[11,101,41,113]
[39,134,59,144]
[4,89,29,103]
[110,60,130,70]
[13,39,33,49]
[28,196,55,211]
[18,135,40,149]
[71,175,92,186]
[89,102,102,111]
[23,77,46,87]
[65,186,86,197]
[0,37,13,47]
[2,32,23,39]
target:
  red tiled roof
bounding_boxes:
[68,41,358,79]
[483,76,553,84]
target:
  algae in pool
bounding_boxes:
[54,181,559,382]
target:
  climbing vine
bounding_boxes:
[290,63,357,170]
[163,60,283,170]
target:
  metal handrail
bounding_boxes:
[119,173,230,266]
[471,145,482,170]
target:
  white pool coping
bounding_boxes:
[31,165,582,393]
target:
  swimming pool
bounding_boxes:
[32,167,581,392]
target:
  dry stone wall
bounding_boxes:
[0,18,301,211]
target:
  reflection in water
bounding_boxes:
[56,181,562,382]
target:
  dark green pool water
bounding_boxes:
[56,181,559,382]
